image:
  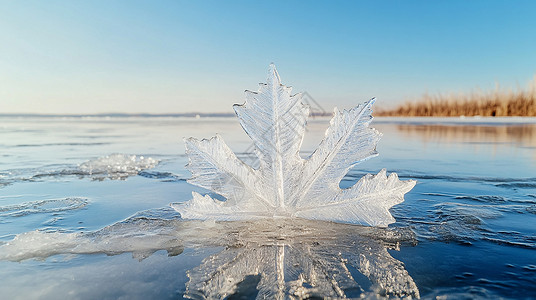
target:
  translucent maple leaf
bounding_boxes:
[172,65,415,226]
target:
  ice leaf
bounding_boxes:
[184,135,271,209]
[172,192,273,220]
[294,169,416,226]
[175,65,415,226]
[292,99,381,207]
[233,64,309,208]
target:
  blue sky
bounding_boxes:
[1,0,535,114]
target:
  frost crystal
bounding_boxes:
[173,65,415,226]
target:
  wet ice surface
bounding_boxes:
[0,214,419,298]
[0,116,535,299]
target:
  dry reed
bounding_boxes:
[377,76,536,117]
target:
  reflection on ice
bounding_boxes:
[185,220,419,299]
[394,123,536,148]
[0,212,419,298]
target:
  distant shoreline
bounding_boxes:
[2,113,536,125]
[376,77,536,117]
[372,116,536,125]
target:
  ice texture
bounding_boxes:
[173,65,415,226]
[0,212,183,262]
[78,154,159,180]
[0,197,88,219]
[0,154,161,188]
[0,215,419,298]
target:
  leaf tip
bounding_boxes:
[184,137,199,149]
[267,64,281,86]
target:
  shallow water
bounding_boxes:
[0,116,535,299]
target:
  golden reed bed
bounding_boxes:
[377,77,536,117]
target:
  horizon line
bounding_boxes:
[0,111,333,118]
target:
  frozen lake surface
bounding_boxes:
[0,116,535,299]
